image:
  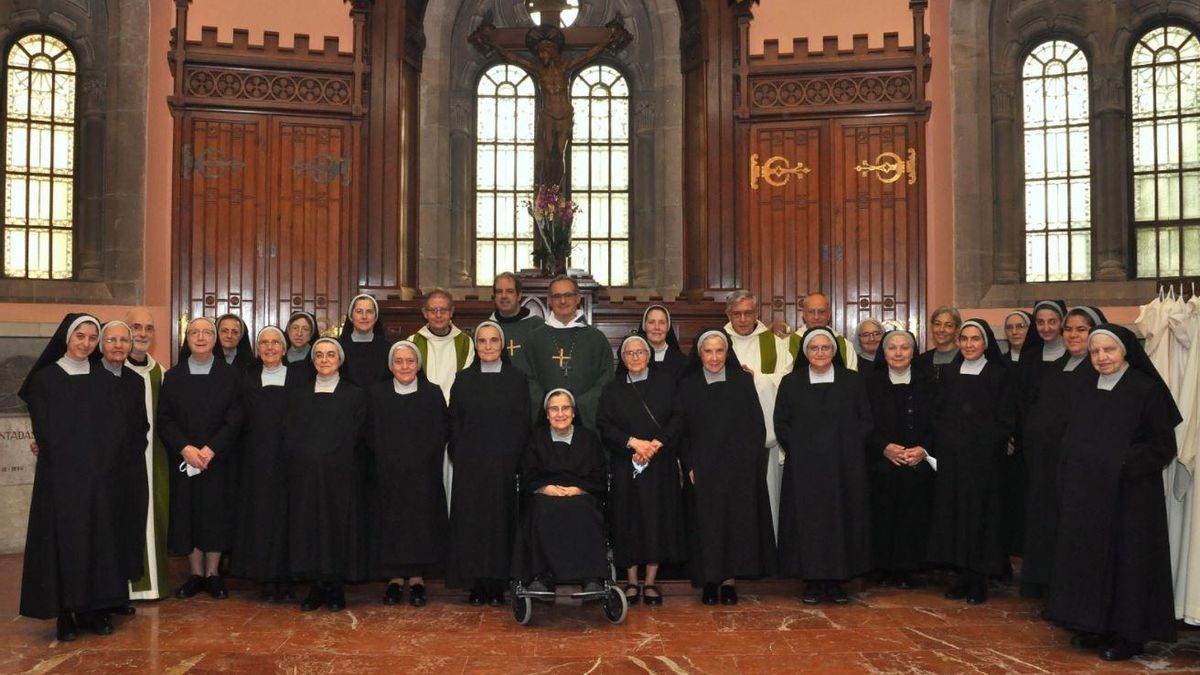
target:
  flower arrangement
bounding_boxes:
[526,184,579,277]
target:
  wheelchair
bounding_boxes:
[509,472,628,626]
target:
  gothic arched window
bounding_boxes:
[1131,25,1200,278]
[3,33,77,279]
[568,64,630,286]
[474,63,537,286]
[1021,39,1091,282]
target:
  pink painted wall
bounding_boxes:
[186,0,353,50]
[750,0,916,52]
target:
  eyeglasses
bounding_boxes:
[103,337,131,345]
[623,350,649,358]
[1005,323,1028,330]
[806,344,834,353]
[187,329,214,338]
[424,307,451,315]
[547,405,574,414]
[549,292,579,301]
[859,331,883,339]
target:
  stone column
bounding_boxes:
[990,78,1021,284]
[1092,74,1130,280]
[75,72,106,281]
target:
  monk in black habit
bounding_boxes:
[863,330,937,590]
[446,321,531,606]
[1018,306,1106,600]
[775,327,873,605]
[230,326,300,601]
[677,329,775,606]
[20,314,132,641]
[336,294,392,388]
[927,318,1014,605]
[513,389,610,594]
[640,305,688,381]
[158,316,243,601]
[597,334,684,606]
[368,340,448,607]
[1047,325,1181,662]
[284,337,368,612]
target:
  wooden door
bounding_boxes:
[744,121,825,331]
[829,118,925,341]
[172,113,270,345]
[269,117,360,336]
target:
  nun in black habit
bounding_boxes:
[639,304,688,381]
[368,340,448,608]
[1047,325,1181,661]
[158,316,243,601]
[1019,306,1106,599]
[774,327,873,605]
[19,314,130,641]
[597,334,684,606]
[337,294,392,389]
[446,321,532,606]
[677,329,775,606]
[927,318,1015,604]
[284,337,368,612]
[230,326,301,600]
[512,388,610,594]
[285,311,317,371]
[863,330,937,589]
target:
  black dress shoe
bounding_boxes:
[944,582,969,600]
[206,575,228,599]
[643,584,663,606]
[301,584,326,612]
[409,584,427,607]
[85,611,114,636]
[56,614,78,642]
[1070,632,1108,649]
[827,582,850,605]
[1100,638,1144,661]
[701,583,719,605]
[487,579,506,606]
[719,584,738,605]
[176,574,204,599]
[383,582,403,605]
[327,584,346,612]
[801,584,823,605]
[624,584,642,606]
[582,579,604,594]
[895,572,919,590]
[966,579,987,605]
[488,591,505,607]
[468,581,485,606]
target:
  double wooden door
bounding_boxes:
[743,116,925,341]
[171,112,360,349]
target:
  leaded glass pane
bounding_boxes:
[1184,226,1200,275]
[1159,227,1182,276]
[1025,233,1047,282]
[1134,175,1157,220]
[1137,229,1158,278]
[3,229,25,277]
[1183,171,1200,218]
[1159,174,1181,220]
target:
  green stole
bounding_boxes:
[411,331,472,373]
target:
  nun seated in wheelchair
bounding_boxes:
[513,388,610,595]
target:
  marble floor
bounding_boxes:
[2,555,1200,674]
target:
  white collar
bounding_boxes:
[1064,354,1086,372]
[314,373,340,393]
[224,348,238,363]
[480,360,502,373]
[652,342,668,361]
[188,355,214,375]
[1042,339,1066,361]
[393,378,418,395]
[56,355,90,376]
[959,357,987,375]
[888,366,912,384]
[723,321,768,340]
[627,369,649,383]
[545,310,585,329]
[102,359,124,376]
[1097,363,1130,391]
[418,324,461,340]
[126,353,158,374]
[703,367,726,384]
[350,330,375,343]
[550,427,574,443]
[809,366,835,383]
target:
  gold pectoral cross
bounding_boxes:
[552,347,572,370]
[507,339,522,357]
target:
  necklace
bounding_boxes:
[550,331,578,378]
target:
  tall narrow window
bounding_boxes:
[1021,40,1091,282]
[3,34,76,279]
[1131,26,1200,278]
[569,64,629,287]
[475,64,536,286]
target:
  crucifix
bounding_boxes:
[506,339,522,357]
[552,347,573,373]
[469,1,632,187]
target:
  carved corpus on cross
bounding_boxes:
[469,1,632,187]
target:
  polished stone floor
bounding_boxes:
[3,555,1200,674]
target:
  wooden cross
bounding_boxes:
[552,347,572,370]
[507,339,522,357]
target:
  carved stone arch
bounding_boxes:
[1117,12,1200,62]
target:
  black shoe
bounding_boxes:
[383,582,403,605]
[966,578,987,605]
[176,574,204,599]
[643,584,663,606]
[469,581,485,606]
[409,584,427,607]
[1099,637,1144,661]
[719,584,738,605]
[801,583,823,605]
[56,614,78,642]
[1070,632,1108,649]
[205,575,228,599]
[301,584,326,612]
[84,611,114,636]
[327,584,346,612]
[701,583,719,605]
[488,590,505,607]
[944,582,969,600]
[827,582,850,605]
[582,579,604,594]
[624,584,641,605]
[111,604,136,616]
[895,572,918,590]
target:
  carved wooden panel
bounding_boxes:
[750,72,915,114]
[182,66,354,109]
[173,114,269,340]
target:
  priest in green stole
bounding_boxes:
[487,272,543,377]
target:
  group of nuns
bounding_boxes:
[18,295,1182,661]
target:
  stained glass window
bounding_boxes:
[475,64,536,286]
[1021,40,1091,282]
[3,34,76,279]
[1131,26,1200,278]
[569,64,629,286]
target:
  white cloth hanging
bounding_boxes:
[1175,295,1200,625]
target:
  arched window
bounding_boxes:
[569,64,630,286]
[1021,40,1091,282]
[474,64,536,286]
[3,33,77,279]
[1131,25,1200,278]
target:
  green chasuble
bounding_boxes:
[489,309,544,377]
[126,355,170,600]
[524,316,614,430]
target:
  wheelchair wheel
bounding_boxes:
[601,586,628,625]
[512,593,533,625]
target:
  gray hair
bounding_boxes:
[856,318,883,335]
[930,305,961,328]
[725,289,758,313]
[423,287,454,310]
